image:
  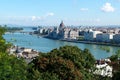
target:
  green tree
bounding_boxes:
[0,26,28,80]
[109,50,120,61]
[49,46,96,80]
[109,50,120,80]
[28,56,82,80]
[28,45,96,80]
[0,26,11,52]
[0,53,27,80]
[112,71,120,80]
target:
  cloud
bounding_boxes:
[80,8,88,11]
[31,12,54,21]
[1,12,54,22]
[32,16,37,21]
[101,3,115,12]
[31,16,44,21]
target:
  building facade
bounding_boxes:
[48,21,79,40]
[84,29,102,41]
[113,34,120,43]
[96,33,113,42]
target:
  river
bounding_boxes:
[3,27,120,59]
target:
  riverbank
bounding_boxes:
[61,39,120,47]
[44,36,120,47]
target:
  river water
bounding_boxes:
[3,27,120,59]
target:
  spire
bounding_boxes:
[59,20,65,28]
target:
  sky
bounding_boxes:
[0,0,120,26]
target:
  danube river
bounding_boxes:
[3,27,120,59]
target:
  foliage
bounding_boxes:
[109,50,120,61]
[0,25,28,80]
[112,71,120,80]
[5,27,23,32]
[0,26,9,52]
[28,56,82,80]
[109,50,120,80]
[28,45,96,80]
[0,53,27,80]
[94,75,112,80]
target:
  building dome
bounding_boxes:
[59,21,65,28]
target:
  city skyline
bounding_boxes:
[0,0,120,26]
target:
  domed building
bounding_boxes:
[59,21,64,27]
[59,21,65,31]
[48,21,79,40]
[58,21,66,39]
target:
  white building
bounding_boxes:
[94,63,113,77]
[39,28,44,34]
[96,33,114,42]
[84,29,102,41]
[113,34,120,43]
[22,49,39,59]
[63,28,70,39]
[68,30,79,40]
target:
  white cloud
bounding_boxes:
[32,16,37,21]
[1,12,55,22]
[80,8,88,11]
[31,12,54,21]
[101,3,115,12]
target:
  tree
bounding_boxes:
[49,46,96,80]
[0,26,10,52]
[0,53,28,80]
[109,50,120,80]
[28,45,96,80]
[0,26,28,80]
[109,50,120,62]
[112,71,120,80]
[28,56,82,80]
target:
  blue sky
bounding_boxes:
[0,0,120,26]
